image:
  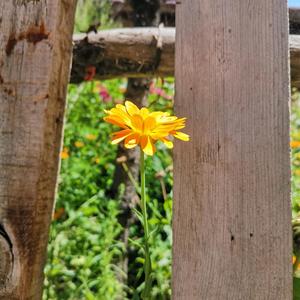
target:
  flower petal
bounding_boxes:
[144,116,156,133]
[140,107,150,119]
[111,129,132,144]
[116,104,127,112]
[104,116,128,129]
[124,133,140,149]
[125,101,140,116]
[172,131,190,141]
[130,114,143,132]
[140,136,156,156]
[161,138,173,149]
[110,107,130,120]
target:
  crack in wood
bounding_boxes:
[16,0,40,5]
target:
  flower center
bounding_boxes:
[143,116,157,135]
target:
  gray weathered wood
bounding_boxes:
[0,1,77,299]
[173,1,292,299]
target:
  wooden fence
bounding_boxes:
[173,1,291,299]
[0,0,293,299]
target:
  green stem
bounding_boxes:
[140,151,152,299]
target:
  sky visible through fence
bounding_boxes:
[290,0,300,7]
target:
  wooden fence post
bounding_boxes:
[0,1,77,299]
[173,1,292,299]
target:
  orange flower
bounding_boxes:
[60,148,69,159]
[291,140,300,149]
[104,101,189,156]
[52,207,65,221]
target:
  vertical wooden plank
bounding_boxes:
[0,1,77,299]
[173,1,291,299]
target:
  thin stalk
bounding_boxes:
[140,151,152,299]
[121,162,141,195]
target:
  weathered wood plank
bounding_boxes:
[0,1,77,299]
[173,1,292,299]
[71,27,175,83]
[70,29,300,88]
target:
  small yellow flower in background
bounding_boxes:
[52,207,65,221]
[291,140,300,149]
[92,157,101,164]
[60,148,69,159]
[86,133,97,141]
[75,141,84,148]
[104,101,189,156]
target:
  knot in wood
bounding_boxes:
[0,228,13,288]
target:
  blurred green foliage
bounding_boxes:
[43,78,175,299]
[44,1,177,299]
[291,89,300,299]
[53,1,300,298]
[291,90,300,219]
[74,0,115,32]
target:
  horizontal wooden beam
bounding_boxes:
[290,35,300,88]
[70,28,300,88]
[290,8,300,24]
[70,27,175,83]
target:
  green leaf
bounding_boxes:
[294,277,300,300]
[132,207,144,225]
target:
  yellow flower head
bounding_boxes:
[75,141,84,148]
[104,101,189,156]
[60,148,69,159]
[86,133,97,141]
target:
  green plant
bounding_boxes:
[44,79,175,299]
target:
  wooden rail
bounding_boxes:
[71,28,300,88]
[71,27,174,83]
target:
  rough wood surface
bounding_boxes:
[0,1,76,299]
[71,27,175,83]
[173,1,292,299]
[71,28,300,88]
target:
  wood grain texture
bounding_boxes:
[71,29,299,86]
[0,0,77,299]
[71,27,175,83]
[173,1,292,299]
